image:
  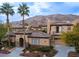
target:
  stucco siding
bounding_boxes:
[62,26,73,32]
[40,39,50,46]
[50,26,56,34]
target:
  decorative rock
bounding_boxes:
[43,54,46,57]
[34,51,38,53]
[26,50,30,53]
[5,48,9,51]
[1,47,5,50]
[9,49,12,52]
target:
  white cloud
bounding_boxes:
[33,2,50,9]
[63,2,79,7]
[0,0,16,3]
[29,2,50,16]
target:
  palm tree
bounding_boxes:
[18,3,29,47]
[0,3,15,47]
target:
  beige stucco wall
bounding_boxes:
[50,26,56,34]
[40,39,50,46]
[62,26,68,32]
[62,26,73,32]
[28,38,50,46]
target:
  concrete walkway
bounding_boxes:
[54,45,75,57]
[7,47,24,57]
[0,47,24,57]
[0,53,8,57]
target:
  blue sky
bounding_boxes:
[0,2,79,23]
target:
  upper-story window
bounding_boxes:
[56,26,59,33]
[56,26,62,33]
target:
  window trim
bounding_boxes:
[32,39,40,45]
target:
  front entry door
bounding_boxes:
[19,38,24,47]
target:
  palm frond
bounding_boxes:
[18,3,29,16]
[0,3,15,15]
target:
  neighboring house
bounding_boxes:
[30,24,47,31]
[31,26,41,31]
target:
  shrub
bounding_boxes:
[0,24,7,41]
[25,47,39,51]
[61,23,79,53]
[24,46,54,52]
[75,45,79,53]
[50,46,54,49]
[39,46,51,52]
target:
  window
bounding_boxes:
[56,26,59,33]
[56,26,62,33]
[32,39,40,45]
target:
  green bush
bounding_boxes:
[0,24,7,41]
[25,47,39,51]
[61,23,79,53]
[24,46,54,52]
[50,46,54,49]
[39,46,51,52]
[75,46,79,53]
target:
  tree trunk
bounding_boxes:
[23,15,27,48]
[6,14,10,47]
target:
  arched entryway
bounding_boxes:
[19,38,24,47]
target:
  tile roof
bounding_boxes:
[28,31,50,38]
[6,30,50,38]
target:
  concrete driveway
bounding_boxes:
[54,45,75,57]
